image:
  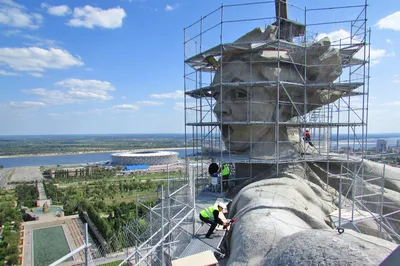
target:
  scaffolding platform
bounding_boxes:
[185,81,365,99]
[186,121,364,127]
[184,41,365,72]
[177,191,230,260]
[196,151,362,164]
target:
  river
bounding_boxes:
[0,149,197,168]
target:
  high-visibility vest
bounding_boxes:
[200,206,216,220]
[221,164,230,176]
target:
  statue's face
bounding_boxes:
[213,60,279,153]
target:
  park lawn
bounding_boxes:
[58,174,182,188]
[103,190,158,204]
[0,189,16,202]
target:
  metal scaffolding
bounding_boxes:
[116,164,208,266]
[184,0,399,248]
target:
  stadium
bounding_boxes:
[111,150,179,166]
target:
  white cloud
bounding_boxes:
[23,88,77,104]
[369,49,387,64]
[174,102,196,112]
[150,90,183,99]
[41,3,71,16]
[386,39,392,44]
[55,78,115,91]
[121,96,126,100]
[0,47,83,72]
[376,11,400,31]
[21,34,61,48]
[67,5,126,29]
[2,29,21,36]
[55,78,115,101]
[2,30,61,48]
[48,109,103,118]
[383,101,400,106]
[174,102,184,111]
[387,51,396,57]
[137,100,164,106]
[165,4,179,11]
[111,104,139,110]
[0,0,43,29]
[29,72,43,77]
[9,101,47,108]
[0,69,18,76]
[317,29,386,65]
[23,78,116,104]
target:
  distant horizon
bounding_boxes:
[2,132,400,137]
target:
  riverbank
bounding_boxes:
[0,147,195,159]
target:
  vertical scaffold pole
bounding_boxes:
[161,185,165,265]
[220,5,224,196]
[379,163,386,237]
[135,197,139,263]
[167,164,171,259]
[84,223,89,266]
[339,164,343,230]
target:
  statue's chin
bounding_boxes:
[223,141,250,154]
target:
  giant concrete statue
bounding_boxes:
[210,26,400,265]
[212,25,344,158]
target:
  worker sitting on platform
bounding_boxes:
[199,202,229,239]
[304,129,314,147]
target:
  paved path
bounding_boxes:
[0,168,12,188]
[37,182,47,200]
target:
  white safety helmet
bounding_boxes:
[217,202,227,209]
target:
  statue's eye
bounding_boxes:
[232,89,247,100]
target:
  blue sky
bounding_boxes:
[0,0,399,135]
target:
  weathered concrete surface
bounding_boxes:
[222,163,399,266]
[262,229,397,266]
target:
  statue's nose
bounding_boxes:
[214,103,231,117]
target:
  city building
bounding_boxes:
[376,139,388,153]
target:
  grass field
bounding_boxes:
[57,172,183,187]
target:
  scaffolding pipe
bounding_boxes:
[85,223,89,266]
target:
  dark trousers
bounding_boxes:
[199,214,217,237]
[303,137,314,147]
[222,174,230,191]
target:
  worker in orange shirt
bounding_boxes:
[304,129,314,147]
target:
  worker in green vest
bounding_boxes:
[199,202,229,239]
[221,163,230,191]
